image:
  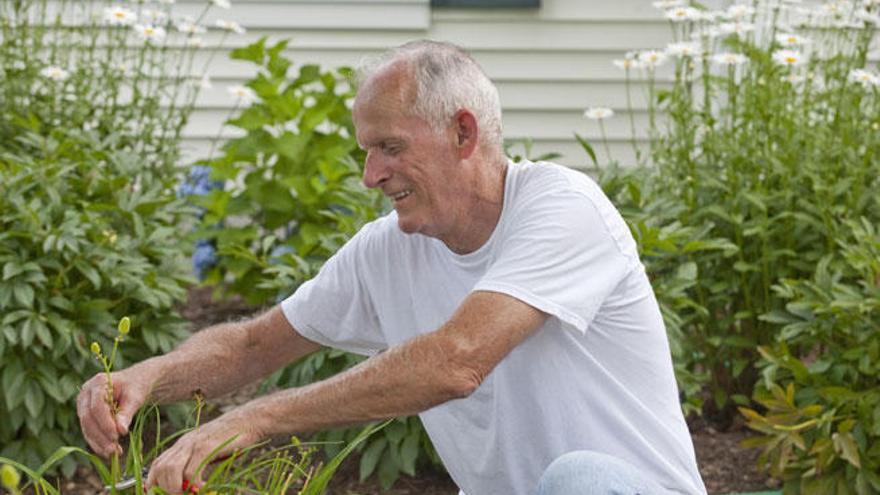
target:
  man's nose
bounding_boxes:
[362,151,391,188]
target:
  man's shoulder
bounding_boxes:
[507,159,606,210]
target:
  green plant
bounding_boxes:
[193,37,383,306]
[0,0,240,474]
[586,0,880,421]
[740,217,880,494]
[0,405,387,495]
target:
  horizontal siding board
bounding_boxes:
[178,136,644,168]
[179,107,655,141]
[189,48,674,81]
[38,1,430,30]
[190,77,663,111]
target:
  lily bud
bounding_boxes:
[91,341,102,356]
[118,316,131,336]
[1,464,20,490]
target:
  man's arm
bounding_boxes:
[145,291,547,492]
[77,307,322,457]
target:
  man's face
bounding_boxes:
[352,69,462,240]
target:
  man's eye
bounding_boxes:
[382,144,400,155]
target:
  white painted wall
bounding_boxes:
[175,0,680,168]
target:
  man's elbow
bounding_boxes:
[443,366,484,399]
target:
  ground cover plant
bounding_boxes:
[0,0,244,474]
[581,0,879,491]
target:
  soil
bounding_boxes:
[40,288,780,495]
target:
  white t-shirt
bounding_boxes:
[281,160,707,495]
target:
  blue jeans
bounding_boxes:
[535,451,671,495]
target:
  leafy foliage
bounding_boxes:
[194,37,383,306]
[740,218,880,494]
[0,0,218,473]
[588,0,880,422]
[0,123,193,474]
[197,38,440,488]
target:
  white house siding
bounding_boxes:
[178,0,682,169]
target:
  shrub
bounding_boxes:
[585,0,880,421]
[740,217,880,493]
[0,0,238,473]
[195,38,440,488]
[193,37,383,306]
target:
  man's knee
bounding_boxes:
[535,451,667,495]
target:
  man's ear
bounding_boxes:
[453,109,479,159]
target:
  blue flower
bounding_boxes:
[178,165,224,199]
[192,240,218,280]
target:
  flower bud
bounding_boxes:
[1,464,20,490]
[91,341,102,356]
[118,316,131,336]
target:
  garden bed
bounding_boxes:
[44,287,778,494]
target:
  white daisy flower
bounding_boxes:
[227,85,257,104]
[711,52,749,66]
[726,4,756,19]
[848,68,880,88]
[652,0,686,9]
[212,0,232,8]
[666,41,700,57]
[665,6,702,21]
[775,33,810,46]
[584,107,614,120]
[40,65,70,82]
[637,50,669,69]
[215,19,245,34]
[134,24,167,43]
[104,6,137,26]
[177,20,206,34]
[612,58,640,70]
[11,60,27,71]
[772,49,806,66]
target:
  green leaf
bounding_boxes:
[2,262,23,281]
[2,358,26,409]
[24,382,45,417]
[832,432,861,468]
[377,448,401,489]
[399,432,419,476]
[574,133,598,168]
[12,283,34,308]
[359,437,387,481]
[230,37,267,64]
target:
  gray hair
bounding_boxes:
[357,40,504,149]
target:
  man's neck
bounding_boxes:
[441,155,508,255]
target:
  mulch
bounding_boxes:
[36,287,781,494]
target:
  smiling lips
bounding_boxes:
[389,189,413,202]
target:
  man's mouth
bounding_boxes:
[390,189,412,202]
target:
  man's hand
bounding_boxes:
[145,409,263,494]
[76,370,154,457]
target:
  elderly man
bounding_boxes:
[77,40,706,495]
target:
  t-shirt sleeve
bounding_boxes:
[473,186,638,334]
[280,223,386,356]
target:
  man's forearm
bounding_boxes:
[238,327,475,438]
[123,307,321,404]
